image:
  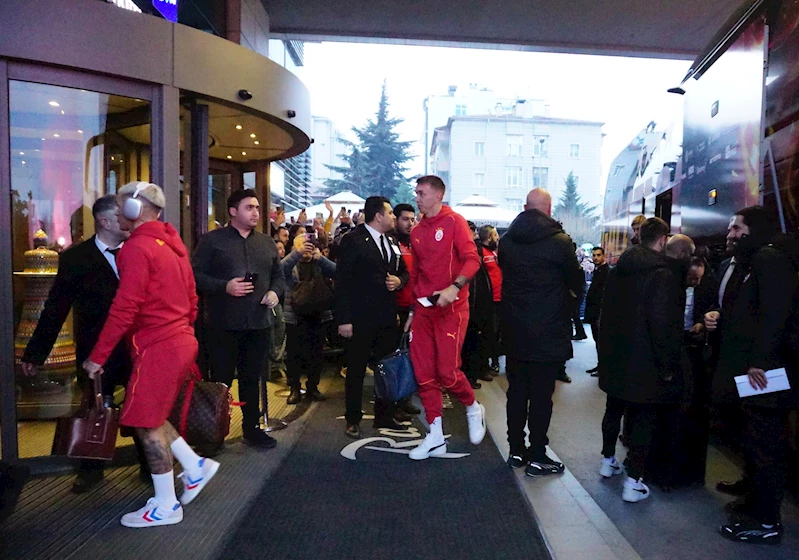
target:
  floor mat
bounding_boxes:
[222,379,551,560]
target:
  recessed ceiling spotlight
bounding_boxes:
[53,133,60,138]
[19,151,24,155]
[21,161,26,165]
[227,155,232,159]
[250,133,256,138]
[78,130,83,134]
[49,101,60,107]
[235,125,243,130]
[254,141,260,145]
[61,110,65,115]
[241,151,247,156]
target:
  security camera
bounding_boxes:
[238,90,253,101]
[287,110,296,118]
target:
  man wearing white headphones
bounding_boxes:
[83,182,218,528]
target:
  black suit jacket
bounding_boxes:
[22,236,130,392]
[584,262,609,323]
[335,225,409,328]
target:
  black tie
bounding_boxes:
[107,248,120,258]
[379,235,390,263]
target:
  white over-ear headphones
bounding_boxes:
[121,182,149,221]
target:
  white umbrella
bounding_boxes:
[452,195,519,229]
[284,191,366,224]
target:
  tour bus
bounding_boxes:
[601,0,799,263]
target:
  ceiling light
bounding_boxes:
[254,141,260,145]
[250,133,256,138]
[53,133,60,137]
[235,125,243,130]
[111,156,115,161]
[78,129,83,134]
[241,151,247,156]
[49,101,60,107]
[61,110,65,115]
[19,151,24,155]
[227,155,232,159]
[21,161,26,165]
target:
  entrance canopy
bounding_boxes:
[452,195,519,229]
[265,0,746,58]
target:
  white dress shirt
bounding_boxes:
[364,223,391,263]
[95,236,123,279]
[717,256,736,307]
[684,286,695,331]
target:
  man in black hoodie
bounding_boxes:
[598,218,686,503]
[499,189,584,476]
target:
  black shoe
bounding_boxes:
[373,416,405,430]
[717,478,751,496]
[586,366,599,374]
[478,371,494,382]
[243,429,278,449]
[572,334,588,341]
[287,387,303,405]
[557,372,572,383]
[397,399,421,416]
[470,380,482,390]
[526,454,565,477]
[394,409,414,422]
[71,469,104,494]
[720,519,782,545]
[345,424,360,439]
[306,388,326,402]
[507,450,529,469]
[0,463,30,524]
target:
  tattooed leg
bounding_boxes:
[136,425,174,475]
[162,421,180,446]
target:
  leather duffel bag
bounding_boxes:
[169,365,231,453]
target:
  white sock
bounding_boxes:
[170,437,202,475]
[151,471,178,506]
[466,401,481,414]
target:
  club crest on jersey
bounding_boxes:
[435,228,444,241]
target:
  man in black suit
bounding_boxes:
[336,196,410,438]
[21,195,146,493]
[584,246,609,375]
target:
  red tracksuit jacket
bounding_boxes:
[90,221,198,365]
[410,205,481,309]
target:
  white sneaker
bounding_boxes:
[622,477,650,503]
[466,402,486,445]
[599,456,624,478]
[120,497,183,528]
[178,457,220,505]
[409,417,446,460]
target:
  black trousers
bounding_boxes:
[623,402,679,481]
[506,359,560,457]
[208,328,270,432]
[572,292,586,338]
[742,405,789,524]
[589,320,600,356]
[461,329,483,382]
[601,395,626,458]
[345,323,397,425]
[285,317,326,391]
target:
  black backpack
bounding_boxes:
[291,261,334,317]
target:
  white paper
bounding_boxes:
[735,368,791,398]
[416,297,434,308]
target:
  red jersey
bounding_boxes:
[396,238,414,309]
[482,249,502,302]
[410,205,481,309]
[90,221,198,365]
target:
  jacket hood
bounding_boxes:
[132,221,187,257]
[505,209,564,245]
[615,245,672,276]
[421,204,455,224]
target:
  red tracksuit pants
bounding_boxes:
[410,305,476,424]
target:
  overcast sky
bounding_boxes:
[296,42,692,205]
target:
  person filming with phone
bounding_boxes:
[192,189,286,449]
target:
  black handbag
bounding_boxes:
[291,262,334,316]
[375,333,418,402]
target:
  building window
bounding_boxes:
[474,142,485,156]
[455,104,467,116]
[506,166,523,188]
[570,144,581,158]
[612,164,626,177]
[506,135,523,157]
[532,167,549,188]
[534,136,548,157]
[474,173,485,189]
[505,198,524,213]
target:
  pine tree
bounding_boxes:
[324,81,415,200]
[553,171,600,246]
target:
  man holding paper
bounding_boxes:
[705,206,798,545]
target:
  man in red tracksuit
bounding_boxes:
[83,182,219,528]
[404,175,487,460]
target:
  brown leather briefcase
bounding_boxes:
[52,373,119,461]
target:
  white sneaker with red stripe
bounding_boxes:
[121,498,183,528]
[178,457,220,505]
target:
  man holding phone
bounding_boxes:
[405,176,486,460]
[192,189,286,449]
